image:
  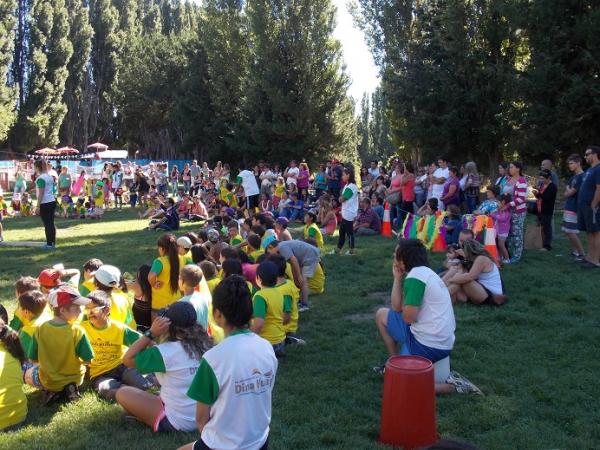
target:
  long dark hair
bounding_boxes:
[190,244,216,265]
[137,264,153,302]
[167,323,212,360]
[343,167,356,184]
[158,234,180,293]
[0,319,26,364]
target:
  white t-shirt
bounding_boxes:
[403,266,455,350]
[112,170,123,189]
[285,167,299,186]
[187,330,277,450]
[36,173,56,204]
[430,167,449,199]
[368,167,380,178]
[152,341,200,431]
[237,170,260,197]
[341,183,359,221]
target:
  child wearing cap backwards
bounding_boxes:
[0,314,28,431]
[9,276,41,331]
[251,261,291,357]
[179,275,277,450]
[303,210,324,249]
[177,236,194,265]
[177,265,210,330]
[23,285,94,404]
[274,216,292,241]
[116,302,212,432]
[94,265,134,326]
[81,290,152,400]
[79,258,104,296]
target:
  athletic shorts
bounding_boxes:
[193,435,269,450]
[577,204,600,233]
[562,210,579,234]
[386,311,450,363]
[301,261,319,279]
[247,194,259,210]
[153,398,177,433]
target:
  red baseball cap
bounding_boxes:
[38,269,61,288]
[47,285,91,308]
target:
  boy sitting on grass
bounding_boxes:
[247,234,264,263]
[177,236,194,264]
[178,265,210,331]
[251,261,291,357]
[200,261,220,295]
[17,290,51,353]
[23,285,94,404]
[9,276,42,331]
[94,265,134,326]
[79,258,104,296]
[81,290,152,400]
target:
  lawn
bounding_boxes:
[1,210,599,450]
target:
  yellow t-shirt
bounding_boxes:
[248,248,263,263]
[308,262,325,294]
[285,262,294,281]
[109,292,133,325]
[0,344,27,430]
[230,234,243,247]
[27,321,94,392]
[276,279,300,334]
[81,320,140,379]
[252,287,291,345]
[79,278,96,296]
[18,310,53,354]
[10,304,52,332]
[274,184,285,197]
[207,302,224,344]
[150,255,185,309]
[304,223,324,249]
[206,277,221,295]
[95,190,104,207]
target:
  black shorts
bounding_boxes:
[193,436,269,450]
[577,204,600,233]
[247,194,260,210]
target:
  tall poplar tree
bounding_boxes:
[0,0,17,141]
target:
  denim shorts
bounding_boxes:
[387,310,451,363]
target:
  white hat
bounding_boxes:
[177,236,193,249]
[94,265,121,288]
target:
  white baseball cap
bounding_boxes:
[177,236,193,250]
[94,265,121,288]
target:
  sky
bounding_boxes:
[332,0,380,102]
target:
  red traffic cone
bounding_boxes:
[484,216,499,265]
[381,202,393,238]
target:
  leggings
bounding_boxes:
[40,201,57,246]
[508,212,526,261]
[337,219,355,250]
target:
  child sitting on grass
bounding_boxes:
[177,265,210,331]
[200,261,220,293]
[227,220,244,247]
[303,210,324,249]
[9,276,42,331]
[81,290,152,400]
[94,265,134,326]
[268,254,304,346]
[0,316,28,431]
[17,290,51,353]
[79,258,104,296]
[444,205,463,246]
[251,261,291,358]
[179,275,277,450]
[274,216,292,241]
[177,236,194,264]
[116,302,211,432]
[247,234,263,263]
[416,197,438,216]
[24,285,94,404]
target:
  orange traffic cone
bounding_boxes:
[484,216,499,265]
[381,202,393,238]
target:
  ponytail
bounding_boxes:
[0,319,26,364]
[158,233,180,293]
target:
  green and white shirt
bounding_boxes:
[187,329,277,450]
[35,173,56,204]
[403,266,455,350]
[135,341,200,431]
[341,183,359,221]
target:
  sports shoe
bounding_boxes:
[327,249,340,255]
[445,371,483,395]
[500,258,510,264]
[285,335,306,346]
[508,257,520,264]
[372,364,385,375]
[343,250,355,256]
[63,383,81,402]
[42,244,56,250]
[298,302,310,312]
[40,389,60,406]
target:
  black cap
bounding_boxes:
[539,169,551,178]
[158,301,197,328]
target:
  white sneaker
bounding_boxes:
[445,371,484,395]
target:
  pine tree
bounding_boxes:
[357,93,371,162]
[60,0,93,149]
[0,0,17,141]
[14,0,73,149]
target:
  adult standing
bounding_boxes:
[57,166,72,197]
[562,154,585,258]
[326,159,343,199]
[182,163,191,194]
[112,162,124,210]
[505,161,528,263]
[13,167,27,196]
[430,157,450,207]
[213,161,223,180]
[534,170,557,251]
[440,166,461,210]
[386,167,403,227]
[464,161,481,213]
[496,163,510,193]
[314,164,328,198]
[577,146,600,268]
[540,159,559,189]
[259,164,275,197]
[170,165,180,195]
[334,167,359,255]
[221,164,231,182]
[284,160,299,190]
[190,160,201,195]
[399,162,416,227]
[34,159,57,249]
[297,162,310,201]
[368,160,380,179]
[237,164,260,212]
[266,239,324,311]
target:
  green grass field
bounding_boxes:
[1,210,599,449]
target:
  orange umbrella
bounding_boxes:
[35,147,58,155]
[56,146,79,155]
[87,142,108,151]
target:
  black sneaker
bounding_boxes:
[63,383,81,402]
[372,364,385,375]
[40,389,60,406]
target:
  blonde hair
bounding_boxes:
[462,238,493,262]
[465,161,478,175]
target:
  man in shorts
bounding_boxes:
[577,145,600,268]
[562,154,585,259]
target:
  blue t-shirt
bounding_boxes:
[565,173,584,212]
[578,164,600,207]
[179,292,209,330]
[444,218,463,245]
[328,166,343,189]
